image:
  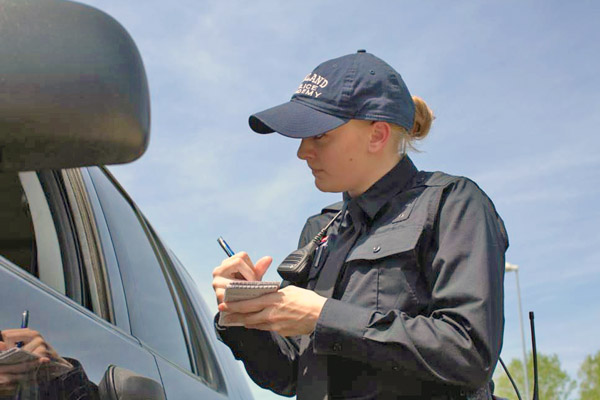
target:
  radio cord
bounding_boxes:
[499,356,523,400]
[310,208,344,244]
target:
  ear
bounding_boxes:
[367,121,392,154]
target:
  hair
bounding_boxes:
[391,96,434,155]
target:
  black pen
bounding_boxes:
[16,310,29,348]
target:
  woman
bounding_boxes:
[212,51,508,399]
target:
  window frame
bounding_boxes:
[144,221,228,394]
[35,170,87,307]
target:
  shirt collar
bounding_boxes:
[343,155,418,221]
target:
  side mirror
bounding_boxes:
[0,0,150,172]
[98,365,166,400]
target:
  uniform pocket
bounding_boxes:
[345,225,424,314]
[346,224,421,261]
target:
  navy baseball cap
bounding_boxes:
[249,50,415,138]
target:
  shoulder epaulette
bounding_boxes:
[419,171,462,187]
[321,201,344,213]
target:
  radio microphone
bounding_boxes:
[277,208,343,283]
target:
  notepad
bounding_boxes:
[0,347,72,379]
[218,281,280,326]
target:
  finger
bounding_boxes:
[241,307,277,326]
[212,276,235,304]
[213,287,226,305]
[212,275,233,290]
[23,337,52,359]
[219,312,253,326]
[232,252,259,280]
[223,310,275,329]
[219,291,281,313]
[1,329,40,347]
[43,342,60,360]
[213,253,257,281]
[57,358,73,369]
[254,256,273,281]
[22,336,44,353]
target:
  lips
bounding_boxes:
[309,166,324,175]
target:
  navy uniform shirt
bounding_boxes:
[216,156,508,399]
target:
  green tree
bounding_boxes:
[493,352,575,400]
[579,350,600,400]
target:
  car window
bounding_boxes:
[146,222,227,392]
[0,170,99,313]
[88,167,192,372]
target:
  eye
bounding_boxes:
[313,133,326,140]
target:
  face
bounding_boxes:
[296,120,372,196]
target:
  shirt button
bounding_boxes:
[392,366,399,371]
[332,343,342,352]
[373,246,381,253]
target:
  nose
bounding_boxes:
[297,138,313,160]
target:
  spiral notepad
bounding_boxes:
[219,281,280,326]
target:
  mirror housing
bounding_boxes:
[0,0,150,172]
[98,365,166,400]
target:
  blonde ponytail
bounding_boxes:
[409,96,434,140]
[392,96,434,155]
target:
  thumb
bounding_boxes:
[254,256,273,281]
[0,342,7,351]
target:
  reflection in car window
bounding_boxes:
[0,172,38,276]
[0,171,100,313]
[19,172,66,295]
[0,171,67,295]
[88,168,192,372]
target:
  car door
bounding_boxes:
[0,169,163,388]
[86,166,251,399]
[163,247,255,400]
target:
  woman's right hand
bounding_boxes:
[212,252,272,305]
[0,329,73,394]
[0,340,38,395]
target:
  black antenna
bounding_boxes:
[529,311,539,400]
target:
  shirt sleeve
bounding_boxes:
[37,357,99,400]
[312,178,508,389]
[214,314,300,396]
[213,212,331,396]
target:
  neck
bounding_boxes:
[347,153,402,197]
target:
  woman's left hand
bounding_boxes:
[218,286,328,337]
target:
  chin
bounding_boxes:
[314,179,343,193]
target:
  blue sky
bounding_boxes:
[77,1,599,398]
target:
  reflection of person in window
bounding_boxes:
[0,329,98,400]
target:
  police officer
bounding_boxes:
[212,51,508,399]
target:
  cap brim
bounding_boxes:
[249,100,349,138]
